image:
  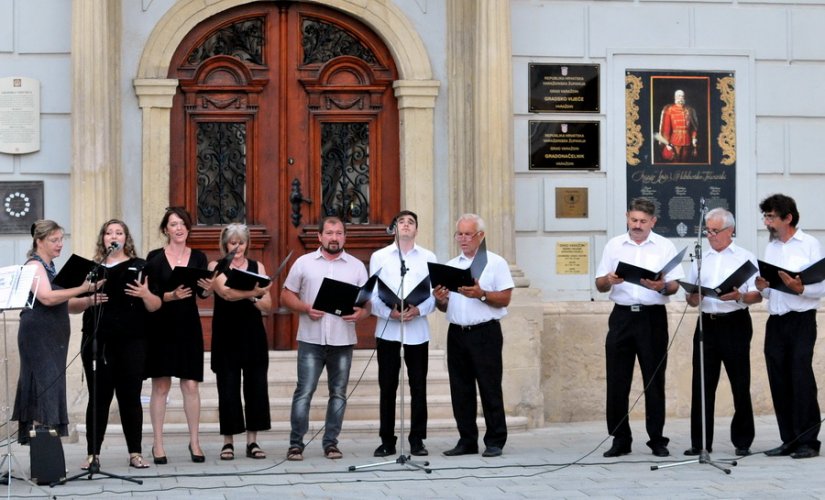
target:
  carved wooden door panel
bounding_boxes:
[168,2,399,349]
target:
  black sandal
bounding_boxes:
[220,443,234,461]
[246,442,266,459]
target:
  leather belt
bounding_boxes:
[614,304,663,313]
[455,319,499,332]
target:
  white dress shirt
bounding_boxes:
[761,228,825,315]
[686,241,757,314]
[444,250,514,326]
[596,231,685,306]
[369,242,437,345]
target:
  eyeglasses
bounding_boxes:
[762,213,778,222]
[704,227,731,236]
[454,231,482,241]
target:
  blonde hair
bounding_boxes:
[28,220,63,258]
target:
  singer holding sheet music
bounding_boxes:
[13,220,104,444]
[207,223,272,461]
[755,194,824,459]
[683,208,760,457]
[280,216,369,461]
[78,219,161,470]
[433,214,514,458]
[594,198,683,458]
[369,210,437,457]
[143,207,213,464]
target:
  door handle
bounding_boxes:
[290,178,312,227]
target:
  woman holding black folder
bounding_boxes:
[143,207,212,464]
[79,219,161,470]
[207,223,272,460]
[13,220,104,444]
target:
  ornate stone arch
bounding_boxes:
[134,0,439,252]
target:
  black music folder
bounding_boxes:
[427,262,473,292]
[376,276,431,310]
[678,260,758,299]
[615,247,687,287]
[758,257,825,294]
[169,266,213,290]
[312,273,378,316]
[52,254,98,289]
[225,268,272,291]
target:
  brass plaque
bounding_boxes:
[556,242,589,275]
[555,187,588,218]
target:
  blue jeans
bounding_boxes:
[290,341,353,450]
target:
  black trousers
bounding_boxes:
[765,310,821,451]
[447,320,507,449]
[82,338,145,455]
[376,337,428,445]
[689,309,754,450]
[605,304,669,449]
[215,361,272,436]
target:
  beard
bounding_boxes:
[322,242,343,254]
[767,227,777,242]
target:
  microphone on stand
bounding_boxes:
[214,249,237,276]
[386,219,398,235]
[105,241,121,255]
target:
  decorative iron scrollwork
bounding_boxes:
[188,18,265,66]
[301,18,378,65]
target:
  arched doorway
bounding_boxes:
[167,2,401,349]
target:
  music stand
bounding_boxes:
[652,203,736,475]
[349,230,431,474]
[0,265,55,497]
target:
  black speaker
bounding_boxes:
[29,427,66,485]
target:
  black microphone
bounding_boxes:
[215,249,237,275]
[105,241,120,255]
[699,197,707,213]
[386,219,397,235]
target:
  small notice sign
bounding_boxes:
[0,77,40,155]
[556,241,589,275]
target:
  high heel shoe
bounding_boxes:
[152,446,167,465]
[189,443,205,463]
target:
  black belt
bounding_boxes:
[454,319,499,332]
[702,308,747,320]
[614,304,664,313]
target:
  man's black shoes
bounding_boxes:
[734,448,751,456]
[603,443,631,458]
[410,442,428,456]
[443,444,478,456]
[373,443,396,457]
[482,446,503,457]
[651,444,670,457]
[764,444,794,457]
[791,445,819,459]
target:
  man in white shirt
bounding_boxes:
[755,194,824,459]
[683,208,760,457]
[433,214,514,458]
[369,210,437,457]
[595,198,684,458]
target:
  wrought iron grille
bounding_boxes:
[301,19,378,65]
[320,122,370,223]
[188,18,264,66]
[196,122,248,224]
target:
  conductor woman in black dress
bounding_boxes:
[144,207,212,464]
[79,219,161,470]
[208,223,272,460]
[13,220,103,444]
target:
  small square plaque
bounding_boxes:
[555,187,588,218]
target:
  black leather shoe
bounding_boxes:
[764,444,794,457]
[603,443,631,458]
[651,444,670,457]
[410,442,428,456]
[443,444,478,456]
[152,447,167,465]
[373,443,396,457]
[482,446,503,457]
[189,444,205,463]
[791,445,819,459]
[734,448,751,456]
[683,447,701,456]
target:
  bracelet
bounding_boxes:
[250,296,259,303]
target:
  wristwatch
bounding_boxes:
[479,291,487,303]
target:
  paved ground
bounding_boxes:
[2,414,824,499]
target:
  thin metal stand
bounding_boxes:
[350,231,430,473]
[652,200,736,474]
[56,263,142,486]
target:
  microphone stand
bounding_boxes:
[57,249,142,485]
[652,202,736,475]
[350,229,430,473]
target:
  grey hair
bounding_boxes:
[456,213,485,232]
[219,223,250,256]
[705,208,735,229]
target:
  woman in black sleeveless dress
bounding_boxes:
[208,223,272,460]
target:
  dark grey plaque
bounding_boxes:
[529,121,600,170]
[529,63,599,113]
[0,181,44,233]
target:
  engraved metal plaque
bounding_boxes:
[529,63,599,113]
[555,187,588,219]
[0,181,43,233]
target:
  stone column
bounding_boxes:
[393,79,440,251]
[71,0,121,251]
[133,79,178,255]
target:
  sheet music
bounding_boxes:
[0,264,37,310]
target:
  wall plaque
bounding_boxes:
[0,181,43,233]
[556,241,589,275]
[529,63,599,113]
[530,121,599,170]
[0,77,40,155]
[555,187,588,218]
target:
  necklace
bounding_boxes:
[167,246,187,265]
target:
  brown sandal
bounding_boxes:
[246,442,266,459]
[287,446,303,461]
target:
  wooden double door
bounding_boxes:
[167,2,399,349]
